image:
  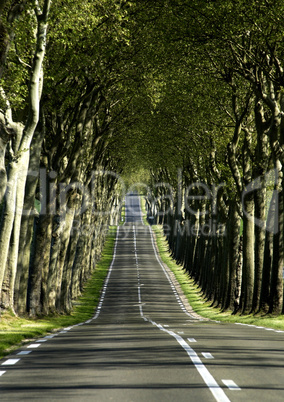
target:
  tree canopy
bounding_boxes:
[0,0,284,316]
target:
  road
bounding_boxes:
[1,194,284,401]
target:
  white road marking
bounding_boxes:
[27,344,41,349]
[36,339,47,342]
[222,379,241,391]
[149,226,197,320]
[17,351,32,355]
[132,217,231,402]
[187,338,197,342]
[148,319,231,402]
[202,352,214,359]
[1,359,20,366]
[93,226,120,320]
[0,371,6,376]
[235,322,283,333]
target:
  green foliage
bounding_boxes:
[152,223,284,329]
[0,5,36,114]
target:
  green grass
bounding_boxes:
[152,224,284,330]
[0,226,117,359]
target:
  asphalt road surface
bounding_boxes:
[1,194,284,401]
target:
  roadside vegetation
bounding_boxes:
[1,0,284,330]
[152,223,284,330]
[0,227,117,360]
[140,196,284,330]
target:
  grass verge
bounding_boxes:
[152,223,284,331]
[0,226,117,360]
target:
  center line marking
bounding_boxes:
[202,352,214,359]
[1,359,20,366]
[222,379,241,391]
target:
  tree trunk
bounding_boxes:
[14,127,44,315]
[56,202,76,312]
[269,166,284,315]
[253,184,266,313]
[28,214,53,316]
[0,1,51,310]
[226,202,241,312]
[241,193,255,314]
[260,191,276,312]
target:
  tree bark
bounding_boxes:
[241,193,255,314]
[0,0,51,310]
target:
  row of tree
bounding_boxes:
[142,0,284,315]
[1,0,284,317]
[0,0,150,316]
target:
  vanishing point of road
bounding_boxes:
[1,194,284,401]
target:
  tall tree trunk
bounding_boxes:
[226,201,241,312]
[28,214,52,316]
[253,183,266,313]
[0,0,51,309]
[14,127,44,314]
[260,191,276,312]
[269,165,284,314]
[241,193,255,314]
[56,199,77,312]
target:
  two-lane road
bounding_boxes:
[1,194,284,401]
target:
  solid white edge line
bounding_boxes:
[148,319,231,402]
[131,196,231,401]
[93,226,120,320]
[148,225,197,319]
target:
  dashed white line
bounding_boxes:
[202,352,214,359]
[147,319,230,402]
[1,359,20,366]
[133,220,230,402]
[187,338,197,343]
[27,344,41,349]
[222,379,241,391]
[0,371,6,376]
[17,351,32,355]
